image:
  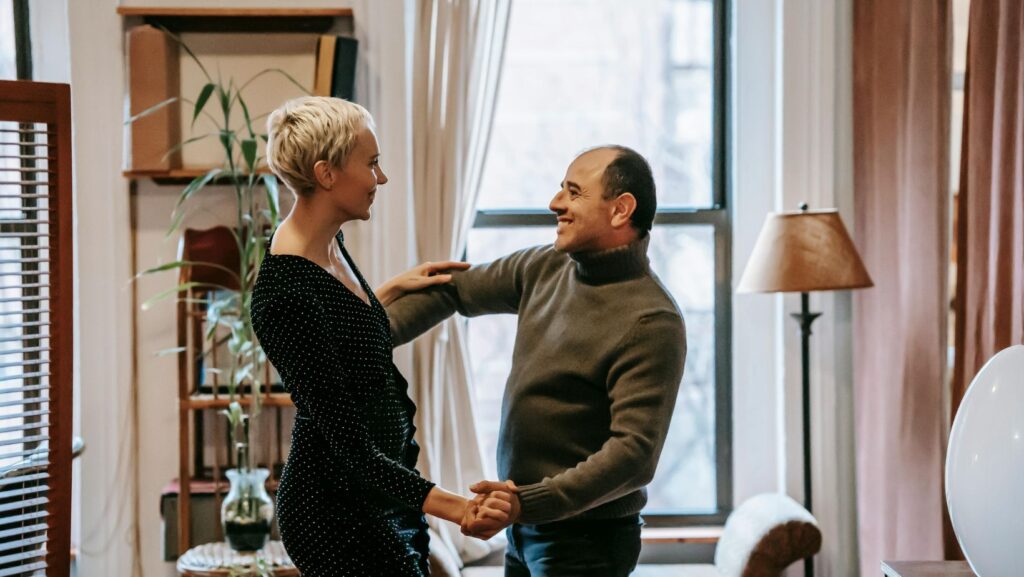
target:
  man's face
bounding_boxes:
[548,148,620,253]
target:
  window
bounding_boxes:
[0,0,28,82]
[0,0,17,81]
[466,0,730,523]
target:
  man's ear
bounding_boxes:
[611,193,637,229]
[313,159,334,191]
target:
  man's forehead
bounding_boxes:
[568,148,617,179]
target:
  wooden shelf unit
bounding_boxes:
[116,7,353,33]
[184,392,293,410]
[124,167,272,185]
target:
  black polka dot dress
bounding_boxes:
[251,232,435,577]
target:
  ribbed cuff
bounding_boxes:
[516,482,561,525]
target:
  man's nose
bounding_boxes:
[549,190,565,213]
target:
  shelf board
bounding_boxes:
[124,167,271,185]
[117,7,353,33]
[183,392,293,410]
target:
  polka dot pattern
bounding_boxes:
[251,233,435,576]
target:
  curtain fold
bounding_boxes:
[410,0,512,565]
[949,0,1024,556]
[852,2,951,575]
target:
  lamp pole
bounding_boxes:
[791,290,821,577]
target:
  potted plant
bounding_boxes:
[130,30,306,552]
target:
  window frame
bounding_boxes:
[469,0,732,526]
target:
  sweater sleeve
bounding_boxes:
[258,289,436,511]
[515,311,687,524]
[386,246,543,346]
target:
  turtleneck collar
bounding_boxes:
[569,233,651,283]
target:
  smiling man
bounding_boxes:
[387,145,687,576]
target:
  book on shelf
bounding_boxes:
[127,24,182,171]
[313,35,359,101]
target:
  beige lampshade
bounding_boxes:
[736,208,873,293]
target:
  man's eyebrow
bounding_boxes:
[564,180,582,191]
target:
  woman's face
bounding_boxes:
[323,125,388,221]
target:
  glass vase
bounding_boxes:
[221,467,274,552]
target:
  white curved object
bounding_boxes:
[946,344,1024,577]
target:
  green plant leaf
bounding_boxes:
[125,96,179,125]
[160,133,214,162]
[141,281,226,311]
[262,174,280,224]
[157,25,212,82]
[136,259,240,282]
[155,346,187,357]
[166,168,224,236]
[219,130,236,154]
[241,139,258,173]
[238,93,255,138]
[192,83,216,127]
[219,83,232,123]
[235,68,311,100]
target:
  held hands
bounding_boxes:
[375,261,471,306]
[461,480,520,540]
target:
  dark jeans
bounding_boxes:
[504,515,643,577]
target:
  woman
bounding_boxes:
[251,96,511,576]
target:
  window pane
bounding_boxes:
[464,224,717,513]
[477,0,716,211]
[0,0,15,81]
[645,224,716,513]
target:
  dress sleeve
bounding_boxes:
[256,288,436,511]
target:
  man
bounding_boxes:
[387,146,687,576]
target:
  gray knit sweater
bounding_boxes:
[386,235,686,524]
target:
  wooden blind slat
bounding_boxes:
[0,372,50,384]
[0,471,48,486]
[0,523,47,541]
[0,397,49,409]
[0,561,48,577]
[0,545,49,568]
[0,422,47,435]
[0,409,48,422]
[0,435,48,448]
[0,509,47,527]
[0,361,50,371]
[0,338,49,347]
[0,447,48,461]
[0,347,51,357]
[0,496,47,515]
[0,483,48,502]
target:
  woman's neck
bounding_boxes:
[275,195,350,261]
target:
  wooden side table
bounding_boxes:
[881,561,975,577]
[177,541,298,576]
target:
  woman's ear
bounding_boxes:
[313,160,334,191]
[611,193,638,229]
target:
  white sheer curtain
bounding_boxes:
[410,0,512,565]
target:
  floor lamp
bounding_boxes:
[736,203,873,577]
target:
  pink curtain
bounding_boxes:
[852,1,951,574]
[950,0,1024,557]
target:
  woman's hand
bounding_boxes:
[375,261,470,306]
[461,489,515,540]
[461,480,519,540]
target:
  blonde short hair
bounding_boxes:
[265,96,374,196]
